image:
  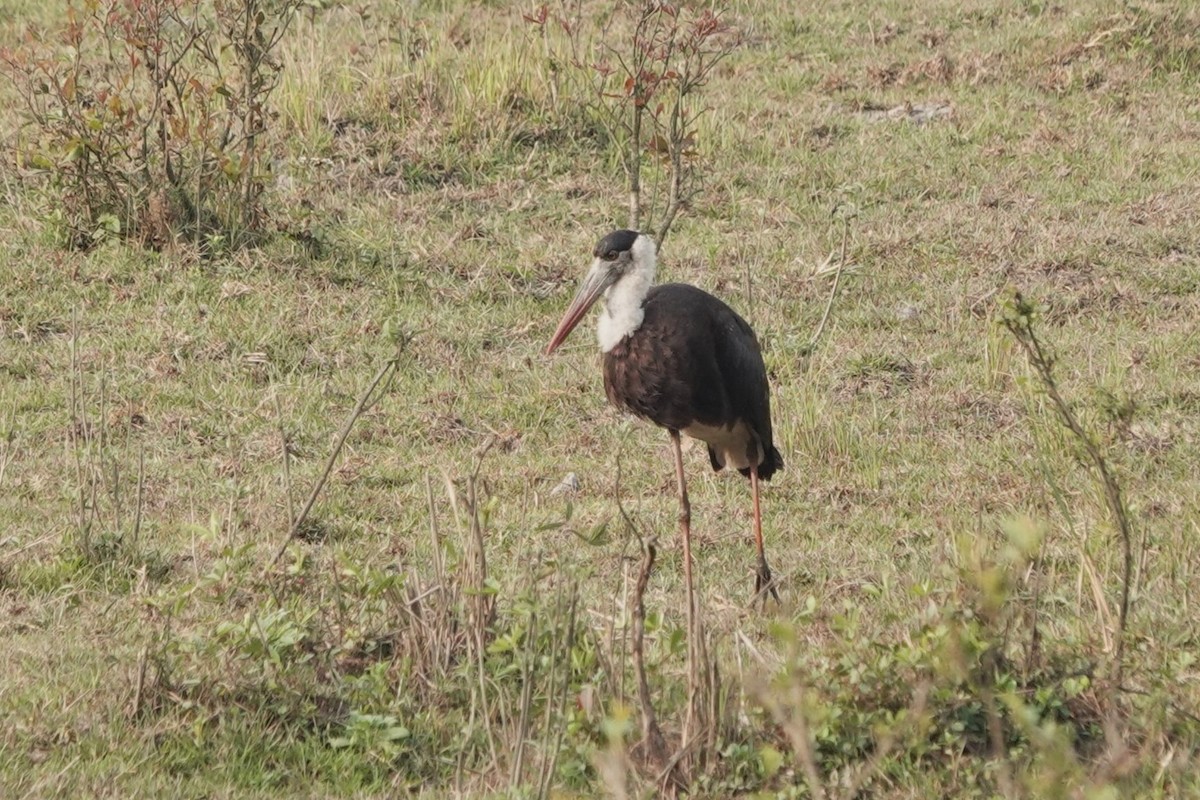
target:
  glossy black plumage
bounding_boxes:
[545,228,784,603]
[602,283,783,480]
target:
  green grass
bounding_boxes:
[3,0,1200,796]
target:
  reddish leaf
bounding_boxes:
[693,12,723,39]
[522,4,549,26]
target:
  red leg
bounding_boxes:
[670,430,697,622]
[751,464,780,606]
[669,430,702,741]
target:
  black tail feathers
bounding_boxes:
[738,445,783,481]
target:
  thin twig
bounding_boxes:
[129,645,149,720]
[268,358,399,567]
[511,605,538,785]
[1001,293,1134,686]
[0,411,15,494]
[69,308,95,555]
[426,473,445,588]
[131,442,145,547]
[631,537,684,794]
[981,676,1017,799]
[807,216,851,353]
[631,538,660,747]
[761,685,826,800]
[272,386,297,530]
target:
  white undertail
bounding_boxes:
[597,234,657,353]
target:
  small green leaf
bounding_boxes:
[759,744,783,777]
[573,518,609,546]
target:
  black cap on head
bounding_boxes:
[594,229,640,259]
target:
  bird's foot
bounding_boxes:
[754,555,781,608]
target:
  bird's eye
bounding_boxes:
[605,250,618,261]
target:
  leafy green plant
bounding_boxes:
[754,517,1131,798]
[214,607,314,680]
[329,711,412,764]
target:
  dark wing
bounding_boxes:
[708,299,783,479]
[602,283,783,479]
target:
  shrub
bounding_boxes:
[2,0,302,250]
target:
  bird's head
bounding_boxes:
[545,229,657,354]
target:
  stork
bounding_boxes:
[545,229,783,602]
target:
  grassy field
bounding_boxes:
[2,0,1199,796]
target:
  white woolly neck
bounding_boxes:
[597,234,657,352]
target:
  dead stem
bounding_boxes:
[269,357,399,567]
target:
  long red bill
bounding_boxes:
[545,267,611,355]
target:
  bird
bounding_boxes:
[545,229,783,602]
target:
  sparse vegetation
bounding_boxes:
[3,0,1200,797]
[524,0,740,247]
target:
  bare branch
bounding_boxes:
[268,358,400,568]
[1000,292,1134,688]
